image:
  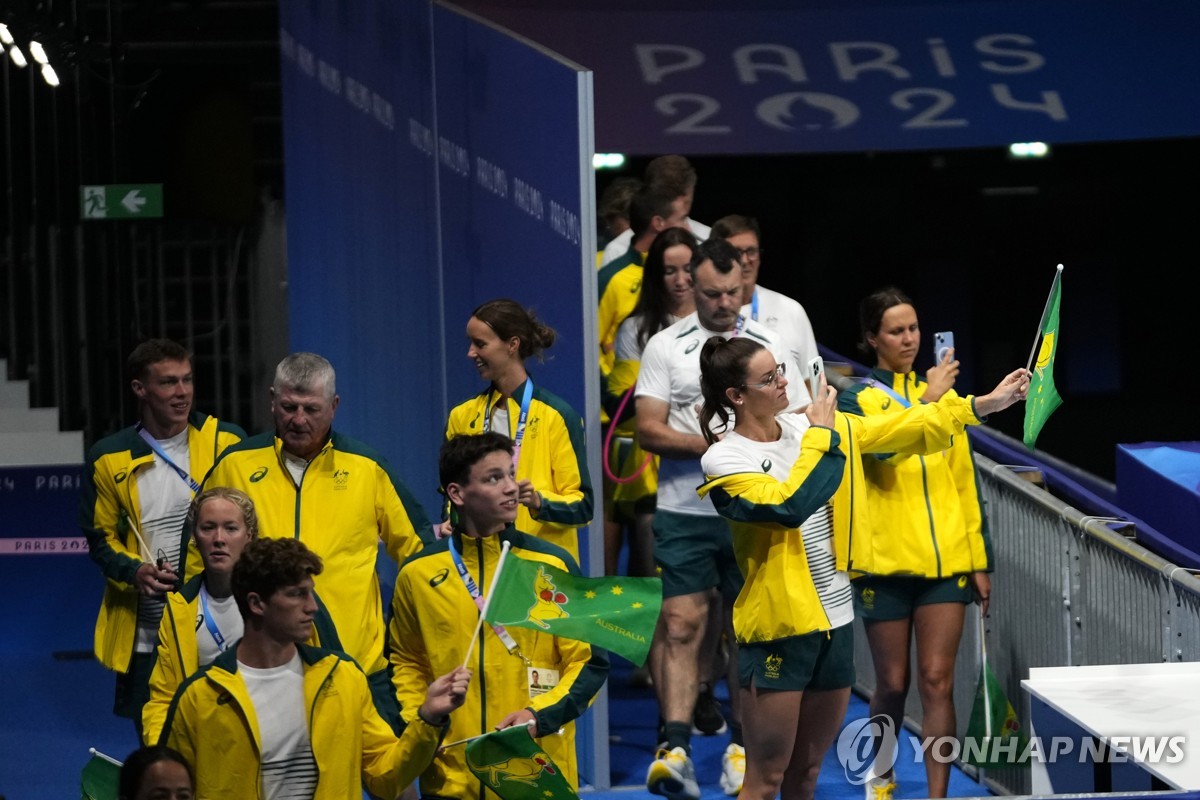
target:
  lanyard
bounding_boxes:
[199,584,231,652]
[483,379,534,470]
[447,537,520,654]
[751,289,759,322]
[864,377,913,409]
[731,314,746,338]
[136,424,201,493]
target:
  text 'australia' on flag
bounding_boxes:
[484,554,662,665]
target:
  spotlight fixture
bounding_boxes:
[0,23,14,46]
[29,40,47,65]
[41,63,59,86]
[8,43,27,68]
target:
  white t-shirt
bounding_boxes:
[134,429,193,651]
[636,312,799,515]
[240,652,319,800]
[600,217,711,267]
[196,587,243,666]
[701,413,854,627]
[742,285,820,387]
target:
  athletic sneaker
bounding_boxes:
[646,746,700,800]
[692,682,728,735]
[866,775,896,800]
[719,742,746,796]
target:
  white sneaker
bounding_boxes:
[865,775,896,800]
[720,742,746,796]
[647,746,700,800]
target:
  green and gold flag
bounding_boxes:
[963,660,1026,768]
[1023,268,1063,449]
[465,725,578,800]
[484,554,661,665]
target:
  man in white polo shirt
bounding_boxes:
[636,238,810,799]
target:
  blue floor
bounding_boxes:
[591,655,989,799]
[0,650,988,799]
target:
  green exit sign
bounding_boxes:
[80,184,164,220]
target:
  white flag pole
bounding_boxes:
[1025,264,1064,373]
[461,540,512,669]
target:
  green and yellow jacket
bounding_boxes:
[838,369,992,577]
[198,430,432,675]
[80,411,244,673]
[161,643,444,800]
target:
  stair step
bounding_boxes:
[0,431,84,466]
[0,379,29,409]
[0,407,60,432]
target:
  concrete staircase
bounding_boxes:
[0,360,84,466]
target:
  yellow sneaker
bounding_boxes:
[720,742,745,796]
[866,775,896,800]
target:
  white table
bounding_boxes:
[1022,663,1200,792]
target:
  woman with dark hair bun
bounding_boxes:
[838,287,994,800]
[119,745,193,800]
[445,299,592,559]
[695,336,1029,800]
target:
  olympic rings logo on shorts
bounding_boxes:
[836,714,898,785]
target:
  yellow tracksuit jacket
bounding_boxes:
[445,381,592,559]
[698,396,984,642]
[142,571,341,744]
[198,431,432,674]
[80,412,244,672]
[838,369,992,576]
[161,643,444,799]
[388,527,609,799]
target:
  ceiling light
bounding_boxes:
[29,40,48,65]
[41,63,59,86]
[593,153,626,169]
[1009,142,1050,159]
[0,24,14,46]
[8,44,27,68]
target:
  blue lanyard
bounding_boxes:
[136,424,201,493]
[199,585,230,651]
[447,537,519,653]
[864,377,913,409]
[483,379,534,470]
[731,314,746,338]
[751,290,759,322]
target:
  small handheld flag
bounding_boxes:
[81,748,122,800]
[1023,265,1063,449]
[484,554,662,665]
[465,725,578,800]
[963,608,1027,769]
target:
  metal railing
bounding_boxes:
[852,450,1200,795]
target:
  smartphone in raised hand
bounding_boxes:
[933,331,955,365]
[807,356,825,401]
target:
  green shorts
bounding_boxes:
[854,574,974,621]
[738,624,855,692]
[652,509,743,599]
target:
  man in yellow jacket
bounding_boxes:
[389,432,609,799]
[199,352,433,730]
[161,536,470,799]
[80,339,244,732]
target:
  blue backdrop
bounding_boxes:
[278,0,603,785]
[458,0,1200,154]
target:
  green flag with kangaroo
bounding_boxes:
[484,554,661,665]
[465,725,577,800]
